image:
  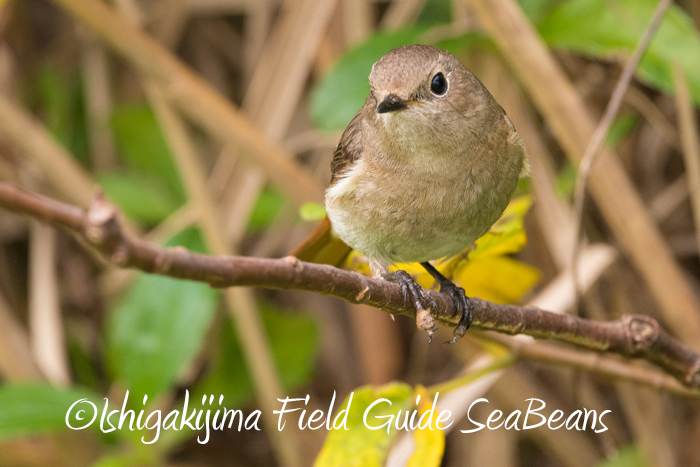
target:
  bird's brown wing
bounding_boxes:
[291,111,364,265]
[330,110,364,184]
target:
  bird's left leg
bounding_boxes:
[420,262,474,343]
[370,259,438,341]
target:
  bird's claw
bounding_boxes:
[439,280,473,344]
[386,270,438,342]
[389,270,436,312]
[426,325,439,344]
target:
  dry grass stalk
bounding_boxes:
[28,221,70,385]
[0,95,94,207]
[382,0,428,29]
[51,0,325,206]
[0,291,42,380]
[570,0,672,316]
[467,0,700,350]
[220,0,337,248]
[342,0,372,46]
[672,63,700,256]
[489,367,603,467]
[146,80,303,467]
[624,86,681,150]
[649,174,690,222]
[105,0,304,461]
[81,38,117,171]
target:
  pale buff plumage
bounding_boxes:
[325,45,528,277]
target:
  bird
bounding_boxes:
[295,44,529,343]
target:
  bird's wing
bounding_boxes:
[290,110,364,265]
[330,110,364,184]
[504,114,531,179]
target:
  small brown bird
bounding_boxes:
[296,44,528,342]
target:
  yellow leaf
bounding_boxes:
[344,196,538,304]
[469,195,532,260]
[314,383,413,467]
[343,250,372,277]
[408,385,445,467]
[454,256,540,304]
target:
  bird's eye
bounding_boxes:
[430,73,447,95]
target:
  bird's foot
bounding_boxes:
[384,270,438,342]
[439,280,473,344]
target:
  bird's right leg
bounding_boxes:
[370,259,438,341]
[420,262,473,344]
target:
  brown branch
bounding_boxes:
[1,181,700,388]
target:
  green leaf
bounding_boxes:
[311,27,429,132]
[0,383,99,441]
[606,113,639,149]
[111,104,186,201]
[97,171,181,224]
[556,160,578,199]
[299,202,327,221]
[196,301,319,409]
[67,341,100,392]
[34,64,89,164]
[314,383,414,467]
[106,273,218,398]
[416,0,451,26]
[248,186,285,232]
[435,32,494,57]
[537,0,700,105]
[521,0,566,24]
[596,445,647,467]
[106,230,217,398]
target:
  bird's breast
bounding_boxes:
[325,151,517,265]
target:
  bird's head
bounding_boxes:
[365,44,499,160]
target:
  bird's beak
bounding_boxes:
[377,93,407,114]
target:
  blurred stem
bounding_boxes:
[381,0,427,29]
[428,355,516,396]
[672,63,700,257]
[0,94,93,207]
[28,221,70,386]
[571,0,672,317]
[0,289,42,380]
[108,2,301,463]
[81,36,117,171]
[145,82,302,467]
[50,0,325,207]
[479,332,700,399]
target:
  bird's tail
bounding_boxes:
[290,216,353,267]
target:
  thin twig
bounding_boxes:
[479,333,700,399]
[1,181,700,388]
[571,0,672,313]
[672,63,700,257]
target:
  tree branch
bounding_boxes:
[1,181,699,388]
